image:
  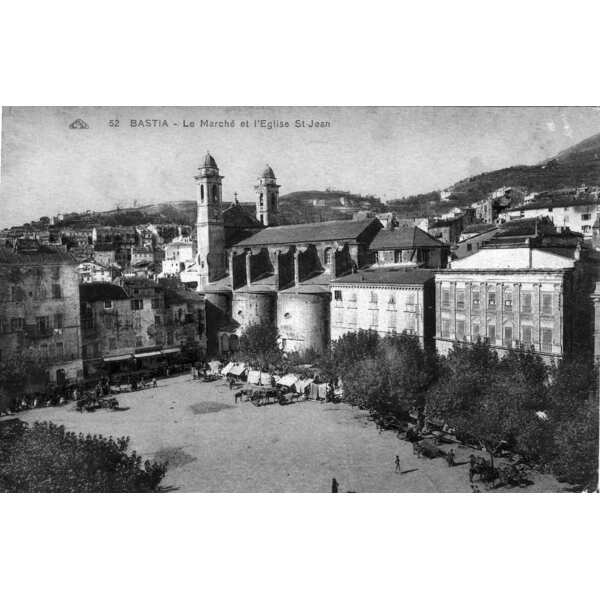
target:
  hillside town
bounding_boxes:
[1,151,599,493]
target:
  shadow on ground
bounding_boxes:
[190,402,236,415]
[153,446,197,468]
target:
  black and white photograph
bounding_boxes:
[1,4,599,599]
[0,106,598,493]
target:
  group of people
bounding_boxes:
[2,385,79,416]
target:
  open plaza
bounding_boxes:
[8,374,567,493]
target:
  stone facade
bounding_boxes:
[0,248,84,387]
[80,280,206,378]
[434,243,585,362]
[330,269,436,348]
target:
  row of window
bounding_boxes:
[0,314,64,334]
[334,290,416,306]
[3,284,63,302]
[442,288,553,314]
[334,309,416,331]
[440,320,554,352]
[38,342,65,361]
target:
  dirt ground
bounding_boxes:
[7,375,568,493]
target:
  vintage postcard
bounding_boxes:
[0,106,598,493]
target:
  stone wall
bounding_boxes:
[277,292,330,353]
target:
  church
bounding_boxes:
[188,152,384,355]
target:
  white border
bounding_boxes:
[1,2,599,600]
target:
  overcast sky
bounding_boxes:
[2,106,600,227]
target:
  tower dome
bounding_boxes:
[203,152,218,169]
[261,165,275,179]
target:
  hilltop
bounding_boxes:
[386,131,600,218]
[57,191,386,229]
[441,131,600,206]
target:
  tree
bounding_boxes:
[547,356,599,488]
[236,322,284,370]
[426,342,551,466]
[0,421,167,492]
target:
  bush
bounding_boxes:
[0,420,167,492]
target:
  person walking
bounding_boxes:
[152,377,157,388]
[331,478,339,493]
[395,455,401,473]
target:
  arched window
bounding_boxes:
[212,184,218,201]
[178,308,184,322]
[388,294,396,305]
[259,192,264,206]
[370,291,378,304]
[200,185,204,201]
[270,193,277,209]
[324,248,333,265]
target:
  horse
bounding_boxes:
[468,454,498,486]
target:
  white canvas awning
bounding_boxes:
[221,362,234,376]
[208,360,222,373]
[247,370,261,384]
[278,374,298,388]
[260,372,272,386]
[294,378,313,393]
[135,351,162,358]
[162,347,181,355]
[104,354,132,362]
[230,363,246,377]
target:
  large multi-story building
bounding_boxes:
[434,231,592,362]
[0,246,84,388]
[330,269,436,347]
[79,280,206,379]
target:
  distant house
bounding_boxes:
[77,260,119,283]
[453,223,498,259]
[160,239,195,277]
[503,197,600,238]
[427,215,464,245]
[370,227,449,269]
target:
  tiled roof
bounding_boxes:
[370,227,446,250]
[223,203,262,229]
[333,268,435,286]
[510,197,600,211]
[462,223,497,235]
[0,247,77,265]
[496,218,540,237]
[79,282,129,302]
[163,287,204,305]
[232,218,381,247]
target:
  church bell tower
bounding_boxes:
[195,152,226,287]
[255,165,280,227]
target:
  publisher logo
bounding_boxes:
[69,118,89,130]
